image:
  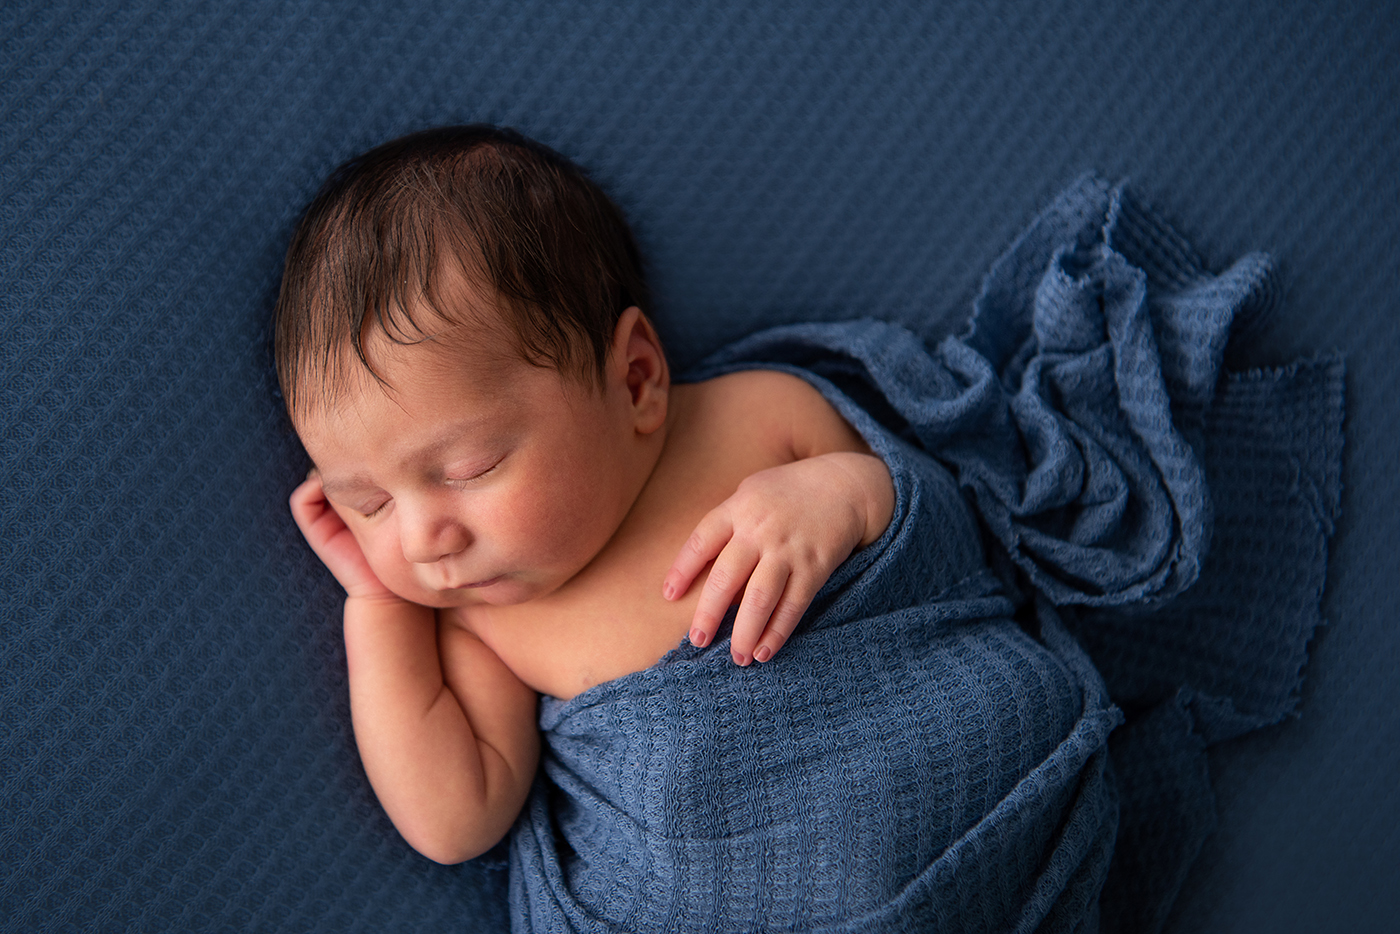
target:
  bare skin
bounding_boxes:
[459,367,887,700]
[290,296,893,863]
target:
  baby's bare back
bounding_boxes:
[450,370,848,700]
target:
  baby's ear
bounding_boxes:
[612,306,668,434]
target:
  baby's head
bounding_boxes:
[275,126,671,608]
[275,124,651,416]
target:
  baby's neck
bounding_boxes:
[596,384,682,560]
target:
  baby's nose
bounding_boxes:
[399,507,471,564]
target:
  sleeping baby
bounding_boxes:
[276,124,1341,932]
[275,125,895,864]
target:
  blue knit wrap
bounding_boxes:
[506,178,1344,933]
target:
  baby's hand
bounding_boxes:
[290,470,400,603]
[663,453,893,666]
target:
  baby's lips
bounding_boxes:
[443,574,504,590]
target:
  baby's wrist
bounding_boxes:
[344,590,419,613]
[859,468,895,546]
[827,452,893,547]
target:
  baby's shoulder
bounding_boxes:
[687,368,833,431]
[683,368,863,460]
[696,367,822,404]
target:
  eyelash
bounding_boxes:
[358,459,503,518]
[446,457,503,486]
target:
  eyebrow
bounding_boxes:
[317,474,376,500]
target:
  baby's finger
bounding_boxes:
[290,470,324,502]
[289,475,330,529]
[751,574,819,663]
[730,562,793,666]
[687,541,759,649]
[289,475,354,554]
[664,510,733,602]
[663,506,733,602]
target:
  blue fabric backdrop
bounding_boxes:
[3,1,1396,931]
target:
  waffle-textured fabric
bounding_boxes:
[5,2,1397,932]
[506,178,1343,932]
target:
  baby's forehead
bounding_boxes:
[294,335,499,419]
[292,315,603,437]
[321,295,516,380]
[291,359,471,460]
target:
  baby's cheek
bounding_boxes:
[534,500,599,565]
[362,539,421,600]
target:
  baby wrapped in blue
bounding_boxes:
[509,177,1345,932]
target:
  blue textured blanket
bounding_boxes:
[507,178,1344,933]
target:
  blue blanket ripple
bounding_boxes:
[507,177,1344,933]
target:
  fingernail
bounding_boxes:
[663,581,674,600]
[690,628,707,647]
[732,651,750,666]
[754,646,772,663]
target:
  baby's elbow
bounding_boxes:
[417,842,470,866]
[392,737,537,864]
[419,842,484,866]
[404,821,507,865]
[398,784,525,864]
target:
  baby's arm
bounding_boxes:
[290,475,539,864]
[663,376,894,666]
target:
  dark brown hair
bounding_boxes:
[273,125,650,416]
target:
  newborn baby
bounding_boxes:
[276,124,894,863]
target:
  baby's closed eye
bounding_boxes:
[360,498,391,518]
[444,454,506,485]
